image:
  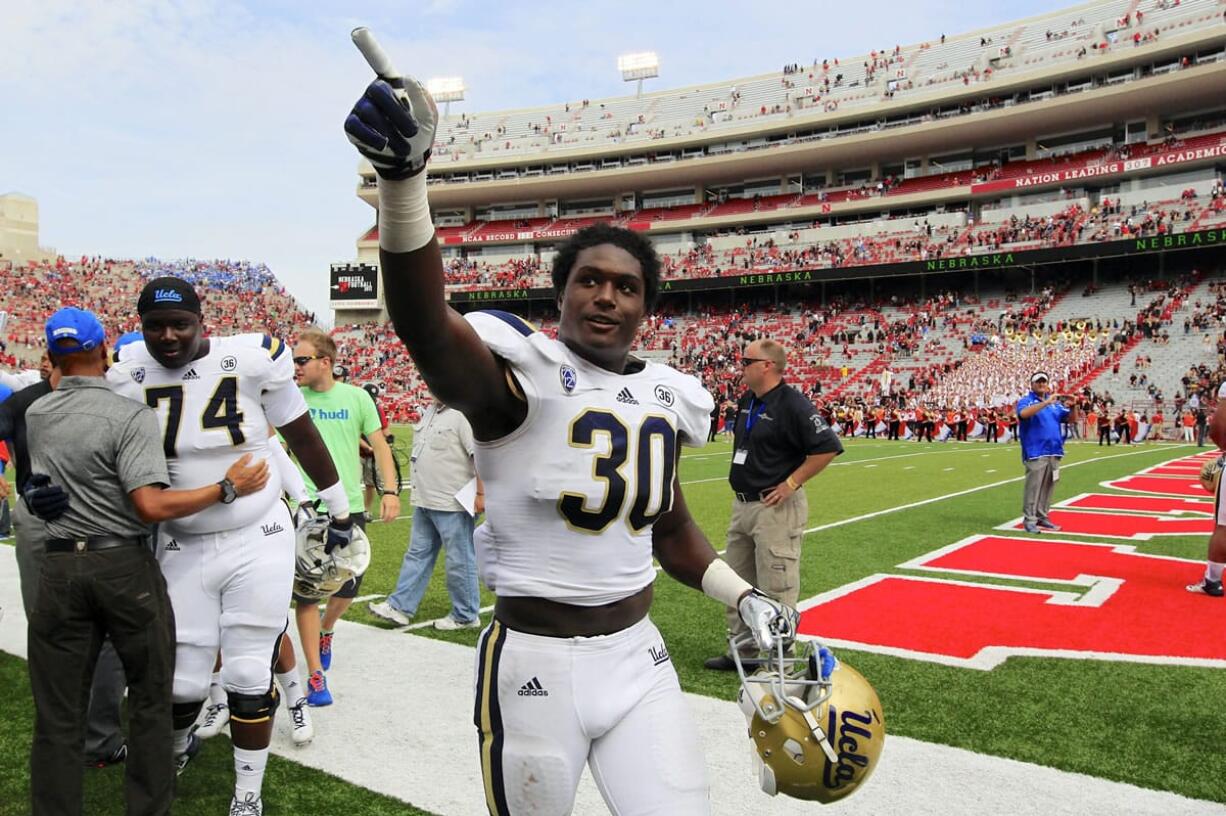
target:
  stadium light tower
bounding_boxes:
[617,51,659,99]
[426,76,466,118]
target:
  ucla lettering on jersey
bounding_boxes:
[465,310,715,606]
[107,333,308,534]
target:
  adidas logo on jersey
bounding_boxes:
[517,677,548,697]
[616,387,639,405]
[261,522,285,537]
[182,368,199,381]
[163,539,180,552]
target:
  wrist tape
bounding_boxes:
[378,172,435,254]
[701,558,754,608]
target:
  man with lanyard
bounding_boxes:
[1016,371,1069,534]
[705,338,843,670]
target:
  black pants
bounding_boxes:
[1099,426,1112,445]
[887,421,900,440]
[956,421,968,441]
[28,545,176,816]
[865,422,876,438]
[987,424,998,443]
[1118,424,1131,444]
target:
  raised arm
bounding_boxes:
[343,33,523,436]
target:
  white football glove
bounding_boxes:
[737,590,799,652]
[344,76,437,180]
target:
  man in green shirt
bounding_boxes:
[291,329,400,705]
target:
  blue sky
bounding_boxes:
[0,0,1066,320]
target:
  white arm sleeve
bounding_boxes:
[268,436,309,503]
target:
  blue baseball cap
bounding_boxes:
[114,331,144,352]
[45,307,106,353]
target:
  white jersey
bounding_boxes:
[467,311,714,605]
[107,333,308,534]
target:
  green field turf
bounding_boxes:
[3,434,1223,813]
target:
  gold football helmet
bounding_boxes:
[732,633,885,804]
[1199,455,1224,495]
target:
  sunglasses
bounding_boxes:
[293,355,323,366]
[741,357,770,367]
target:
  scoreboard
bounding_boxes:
[329,262,380,309]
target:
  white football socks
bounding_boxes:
[277,667,305,706]
[208,671,226,705]
[234,746,269,801]
[1206,562,1224,583]
[172,727,192,755]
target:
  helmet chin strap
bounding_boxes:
[800,707,840,763]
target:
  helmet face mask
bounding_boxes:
[732,633,885,803]
[293,516,372,602]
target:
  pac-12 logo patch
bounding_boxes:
[220,356,238,372]
[131,367,145,384]
[654,384,675,407]
[560,365,577,393]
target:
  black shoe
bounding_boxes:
[704,653,762,671]
[85,742,127,769]
[1186,578,1224,597]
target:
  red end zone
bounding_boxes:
[798,451,1225,670]
[998,509,1213,539]
[1057,493,1213,516]
[798,535,1225,670]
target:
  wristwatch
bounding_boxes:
[218,478,238,504]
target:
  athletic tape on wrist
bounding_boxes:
[701,558,754,609]
[316,481,350,520]
[378,172,435,254]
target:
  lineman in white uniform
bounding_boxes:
[344,63,796,816]
[109,277,355,816]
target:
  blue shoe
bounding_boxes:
[306,670,332,707]
[319,631,333,671]
[1023,522,1041,533]
[1036,519,1061,531]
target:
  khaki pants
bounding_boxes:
[723,490,808,652]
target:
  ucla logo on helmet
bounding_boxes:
[560,365,578,394]
[153,289,183,303]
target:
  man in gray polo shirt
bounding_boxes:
[369,394,483,629]
[24,307,269,816]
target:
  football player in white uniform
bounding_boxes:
[108,278,354,816]
[344,50,796,815]
[1190,380,1226,597]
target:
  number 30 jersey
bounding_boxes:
[466,311,715,606]
[106,334,309,534]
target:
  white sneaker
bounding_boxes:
[288,697,314,745]
[368,600,412,626]
[229,792,262,815]
[434,614,481,631]
[194,702,229,739]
